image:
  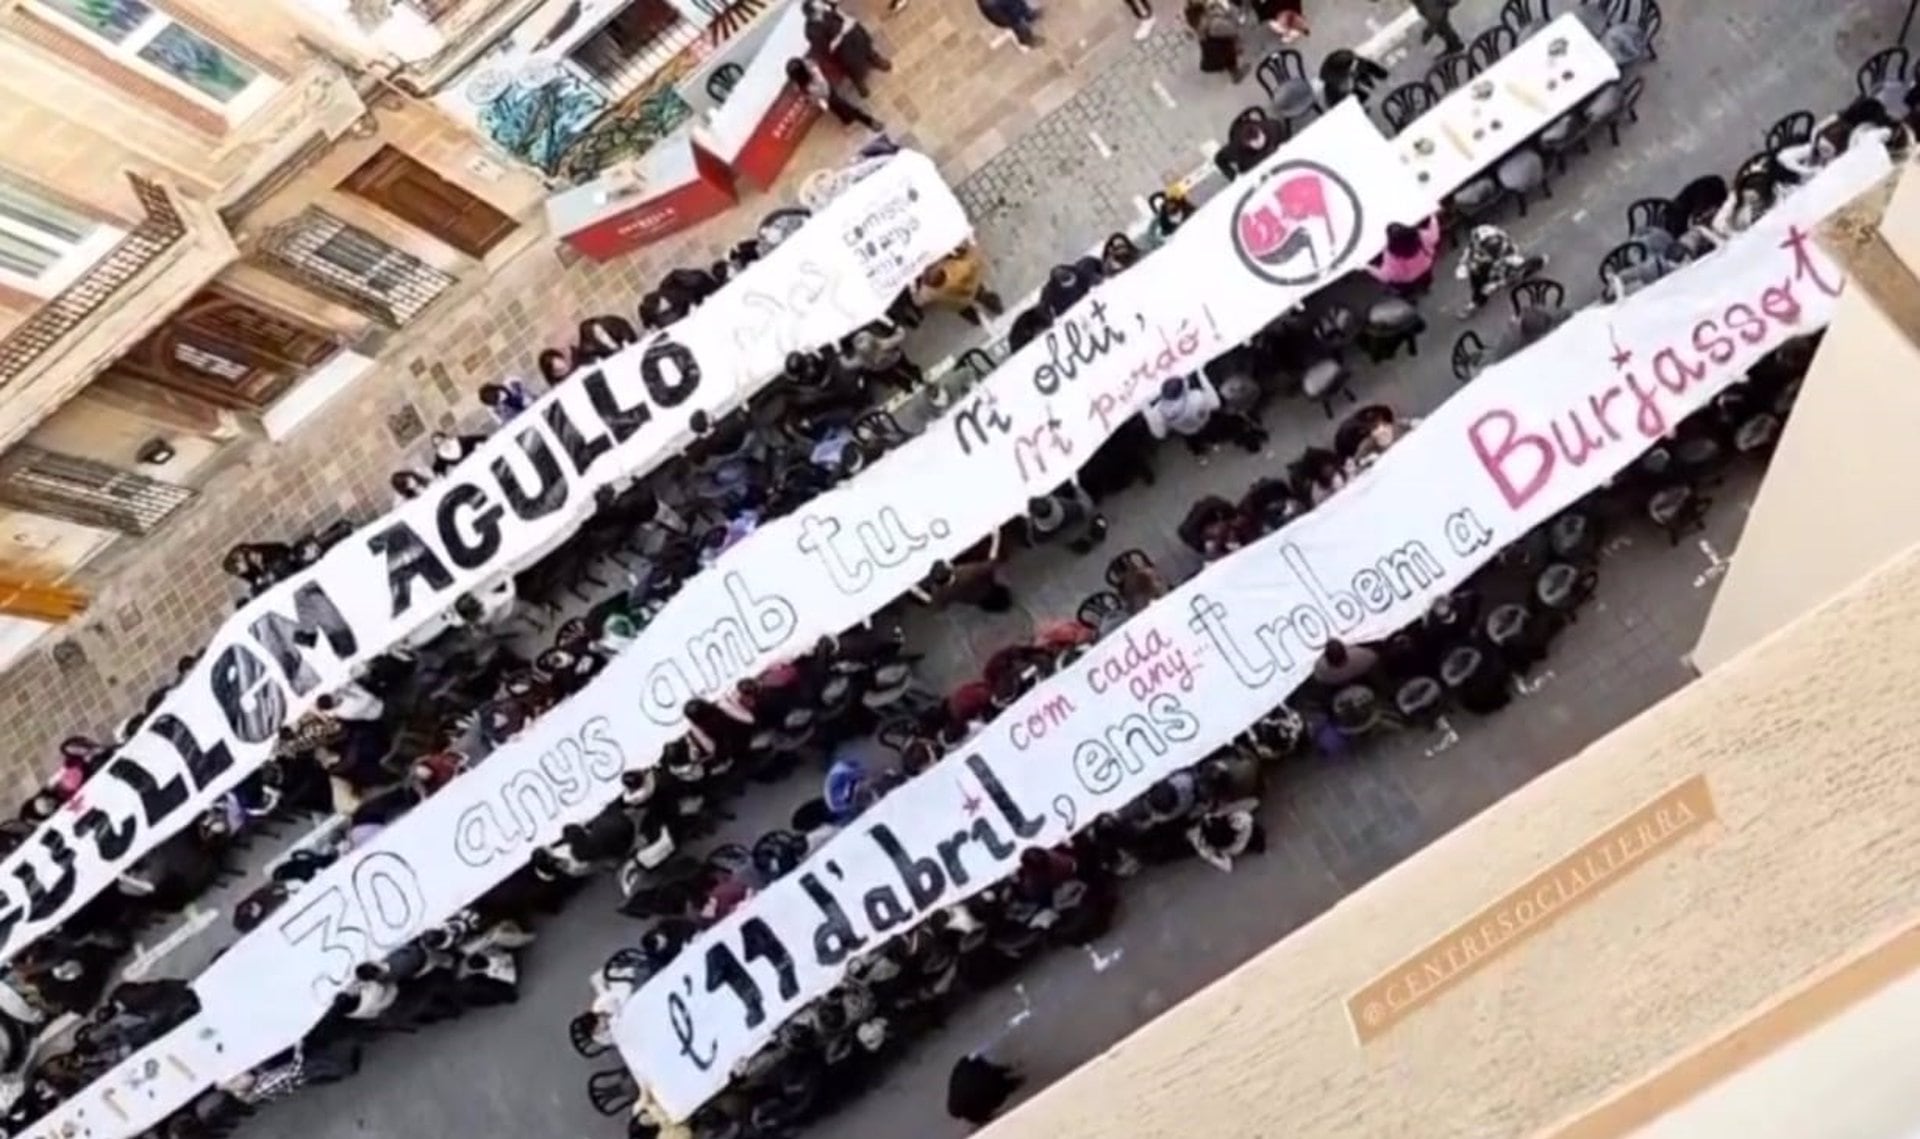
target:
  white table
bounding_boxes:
[1395,12,1621,198]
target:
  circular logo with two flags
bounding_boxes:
[1229,159,1365,287]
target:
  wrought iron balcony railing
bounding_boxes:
[0,176,188,387]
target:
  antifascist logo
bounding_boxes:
[1230,160,1364,287]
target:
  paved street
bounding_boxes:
[193,1,1914,1137]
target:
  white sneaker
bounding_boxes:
[1133,16,1155,39]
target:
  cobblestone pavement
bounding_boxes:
[205,2,1914,1138]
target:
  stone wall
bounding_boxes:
[985,540,1920,1139]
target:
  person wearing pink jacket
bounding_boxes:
[1366,216,1442,296]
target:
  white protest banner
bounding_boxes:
[610,144,1886,1119]
[0,152,969,968]
[14,102,1432,1139]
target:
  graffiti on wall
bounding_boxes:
[467,63,611,175]
[559,88,697,182]
[457,0,775,179]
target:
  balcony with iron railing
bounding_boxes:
[0,175,239,457]
[0,176,187,388]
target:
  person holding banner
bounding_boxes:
[477,379,536,425]
[428,431,486,476]
[1100,232,1143,275]
[1039,257,1104,319]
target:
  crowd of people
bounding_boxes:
[0,2,1879,1137]
[546,12,1857,1136]
[566,296,1820,1137]
[1602,88,1914,301]
[0,152,1001,1132]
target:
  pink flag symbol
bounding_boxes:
[1238,173,1335,270]
[1274,174,1330,224]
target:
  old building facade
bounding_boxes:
[0,0,546,658]
[0,0,1131,792]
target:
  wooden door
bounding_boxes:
[342,146,518,259]
[105,286,341,413]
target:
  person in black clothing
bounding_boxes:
[537,348,573,385]
[640,287,689,330]
[222,542,299,595]
[1319,47,1388,104]
[1214,112,1282,179]
[1100,232,1142,275]
[660,265,723,311]
[559,808,637,869]
[804,0,892,95]
[429,431,486,476]
[535,647,602,698]
[1038,258,1103,318]
[390,469,430,502]
[1184,0,1246,80]
[684,697,758,758]
[1006,307,1052,352]
[1448,645,1515,714]
[1410,0,1465,52]
[787,57,885,133]
[947,1051,1024,1125]
[574,315,637,362]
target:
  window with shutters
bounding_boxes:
[0,169,124,299]
[254,208,456,327]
